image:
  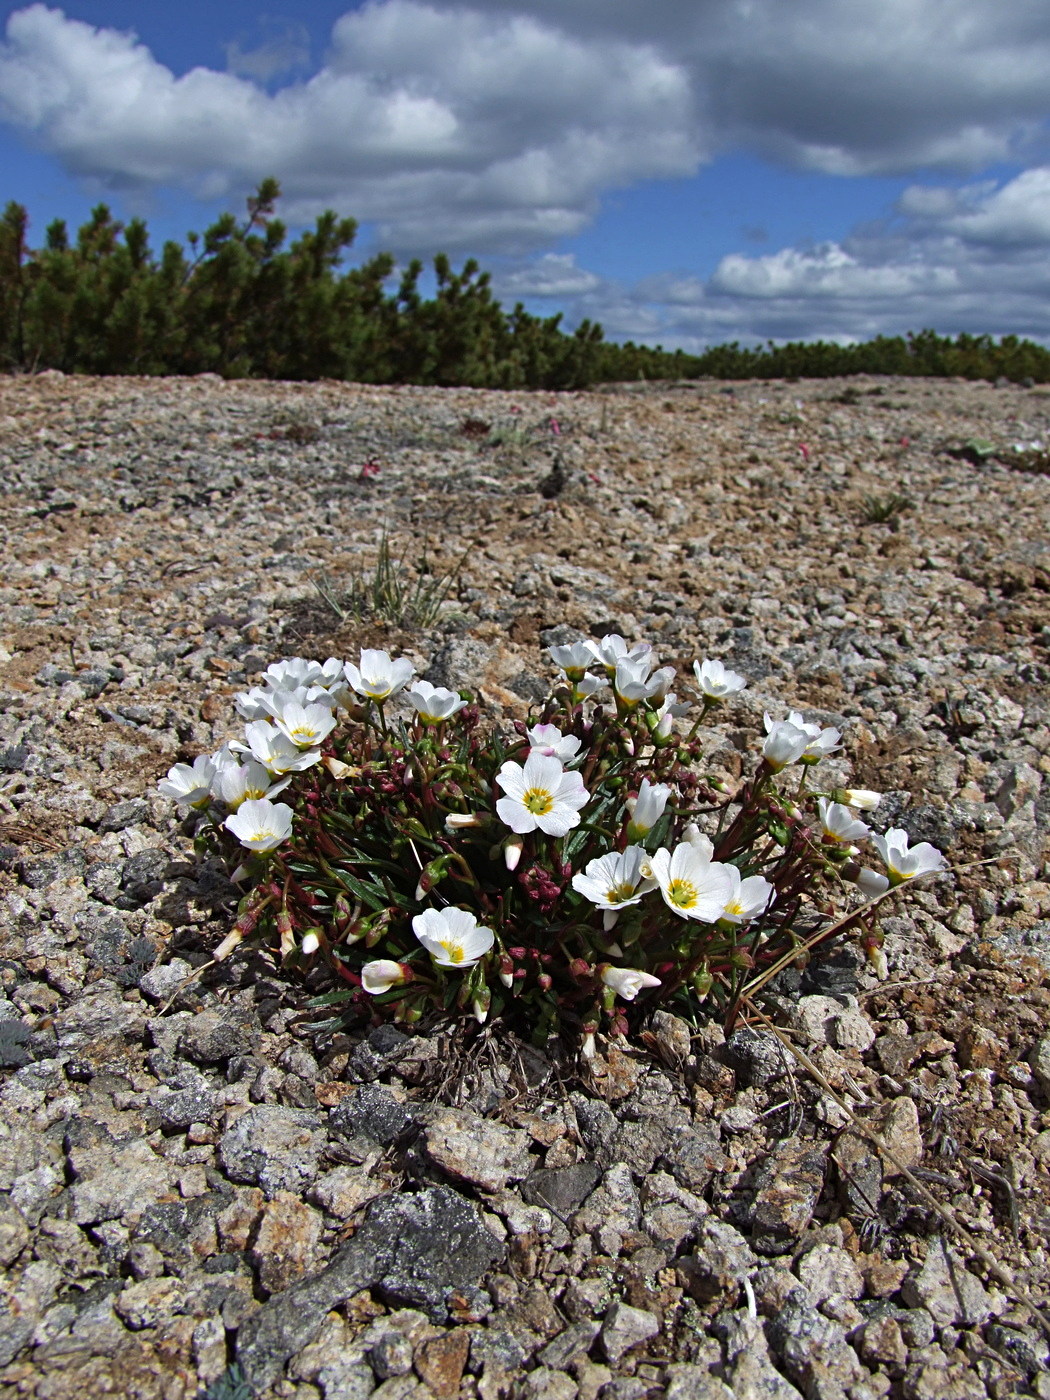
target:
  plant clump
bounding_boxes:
[160,638,947,1053]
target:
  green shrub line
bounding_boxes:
[3,179,1050,389]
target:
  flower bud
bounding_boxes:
[300,929,322,956]
[472,987,491,1024]
[837,788,881,811]
[504,835,524,871]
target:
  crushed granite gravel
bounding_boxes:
[0,369,1047,1399]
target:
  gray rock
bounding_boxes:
[329,1085,414,1145]
[518,1367,578,1400]
[98,798,149,832]
[573,1163,641,1245]
[150,1083,221,1131]
[679,1218,756,1303]
[361,1185,505,1320]
[218,1105,326,1197]
[0,1301,35,1367]
[900,1237,995,1326]
[537,1319,601,1369]
[178,1005,261,1063]
[661,1122,728,1193]
[766,1295,863,1393]
[1030,1032,1050,1097]
[985,1322,1048,1379]
[470,1326,526,1375]
[521,1162,601,1216]
[138,958,196,1003]
[422,1107,533,1191]
[67,1136,176,1225]
[665,1366,735,1399]
[599,1301,660,1362]
[724,1025,787,1086]
[747,1139,828,1255]
[0,1199,30,1266]
[832,1131,883,1221]
[369,1330,414,1379]
[795,1242,863,1300]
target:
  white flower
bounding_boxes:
[625,778,671,839]
[842,788,881,811]
[682,824,715,861]
[527,724,583,764]
[720,867,774,923]
[871,828,947,886]
[614,657,675,707]
[272,700,337,749]
[775,710,841,764]
[261,657,325,690]
[576,672,606,697]
[548,641,600,680]
[693,658,747,700]
[223,798,293,853]
[343,649,416,701]
[158,755,216,808]
[361,959,411,994]
[800,726,841,764]
[412,907,494,968]
[495,752,589,836]
[648,843,734,922]
[234,685,287,722]
[601,965,662,1000]
[214,759,289,810]
[854,867,890,897]
[818,798,871,847]
[592,634,653,677]
[237,721,322,776]
[761,718,810,771]
[407,680,467,722]
[572,846,655,912]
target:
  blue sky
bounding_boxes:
[3,0,1050,349]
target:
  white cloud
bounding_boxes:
[493,253,602,299]
[0,2,698,253]
[708,244,958,301]
[224,21,311,83]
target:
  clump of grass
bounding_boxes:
[268,409,321,445]
[486,419,533,449]
[858,492,912,525]
[312,535,464,628]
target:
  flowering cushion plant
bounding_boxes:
[161,639,948,1051]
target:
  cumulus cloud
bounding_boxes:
[0,2,698,253]
[224,21,311,84]
[493,254,602,299]
[467,0,1050,176]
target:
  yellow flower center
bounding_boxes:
[724,900,744,917]
[667,878,698,909]
[438,940,465,963]
[523,787,554,816]
[288,726,315,743]
[605,881,637,905]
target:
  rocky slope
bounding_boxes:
[0,369,1048,1399]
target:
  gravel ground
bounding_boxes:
[0,369,1048,1399]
